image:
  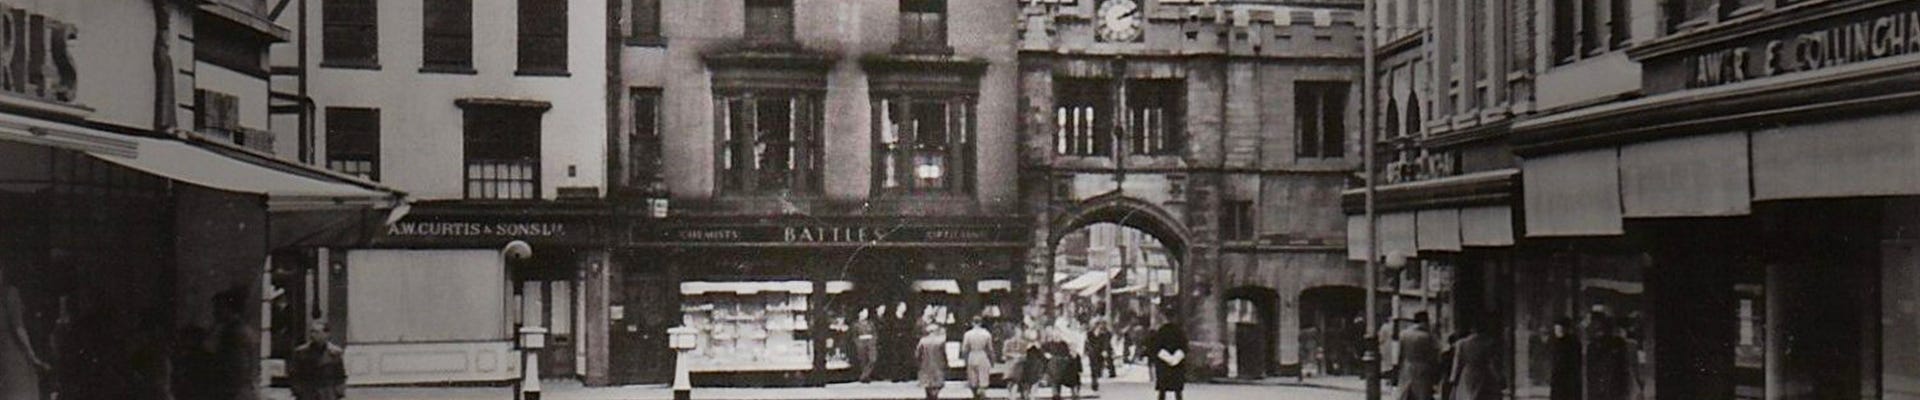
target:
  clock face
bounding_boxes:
[1096,0,1142,43]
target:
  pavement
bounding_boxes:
[260,362,1366,400]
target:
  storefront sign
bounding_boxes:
[1661,2,1920,90]
[636,223,1024,246]
[0,3,79,104]
[374,215,602,246]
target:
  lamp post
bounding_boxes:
[1360,0,1380,398]
[504,240,540,400]
[669,326,700,400]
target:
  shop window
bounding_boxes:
[679,281,841,372]
[619,89,664,195]
[745,0,795,44]
[717,92,823,194]
[1295,81,1349,159]
[1055,78,1111,157]
[875,95,974,194]
[1222,200,1254,241]
[322,0,378,68]
[898,0,947,52]
[422,0,472,72]
[1126,79,1184,156]
[517,0,568,75]
[629,0,663,45]
[325,107,380,180]
[460,100,547,199]
[346,250,509,343]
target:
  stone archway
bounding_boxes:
[1224,285,1280,378]
[1038,191,1194,331]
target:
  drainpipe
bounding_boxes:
[298,0,312,164]
[153,0,178,134]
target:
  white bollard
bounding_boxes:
[520,326,549,400]
[669,326,700,400]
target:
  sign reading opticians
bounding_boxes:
[0,3,79,104]
[636,223,1025,246]
[1660,1,1920,91]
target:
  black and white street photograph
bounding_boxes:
[1,0,1917,399]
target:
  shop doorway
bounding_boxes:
[1224,286,1277,378]
[609,266,674,384]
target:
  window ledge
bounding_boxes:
[319,61,381,70]
[515,69,572,77]
[420,65,477,75]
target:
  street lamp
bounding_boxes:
[669,326,700,400]
[504,240,541,400]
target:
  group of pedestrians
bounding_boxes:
[871,312,1190,400]
[1393,306,1640,400]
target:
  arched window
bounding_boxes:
[1383,99,1400,140]
[1406,94,1422,137]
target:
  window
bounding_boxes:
[423,0,472,72]
[629,0,662,45]
[1221,200,1254,241]
[1295,81,1348,159]
[1125,79,1183,156]
[460,101,547,199]
[326,107,381,180]
[716,92,822,194]
[1555,0,1631,64]
[745,0,795,44]
[898,0,947,52]
[1055,78,1111,157]
[874,95,973,194]
[322,0,378,68]
[619,89,664,194]
[195,90,240,140]
[517,0,568,75]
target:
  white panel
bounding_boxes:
[347,250,507,343]
[550,281,572,335]
[1523,149,1624,237]
[1416,208,1462,252]
[1621,132,1751,217]
[1753,112,1920,200]
[344,341,518,385]
[1460,206,1515,247]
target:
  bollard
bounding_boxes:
[669,326,700,400]
[520,326,549,400]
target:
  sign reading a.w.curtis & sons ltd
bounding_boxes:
[0,3,79,105]
[636,223,1024,246]
[1653,1,1920,91]
[374,216,601,246]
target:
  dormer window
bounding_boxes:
[898,0,948,53]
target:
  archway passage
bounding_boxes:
[1299,285,1366,377]
[1225,286,1279,378]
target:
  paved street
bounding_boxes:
[260,362,1365,400]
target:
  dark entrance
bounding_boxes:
[1225,286,1278,378]
[1300,286,1365,376]
[609,260,675,384]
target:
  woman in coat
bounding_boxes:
[1447,319,1503,400]
[1150,322,1188,400]
[1045,338,1081,400]
[916,324,949,400]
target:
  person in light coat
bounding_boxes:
[916,324,949,400]
[962,318,995,400]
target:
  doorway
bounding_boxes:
[608,263,674,384]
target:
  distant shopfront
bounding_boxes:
[615,216,1027,385]
[337,203,610,385]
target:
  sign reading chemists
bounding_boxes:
[1677,2,1920,89]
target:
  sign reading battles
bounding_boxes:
[1677,2,1920,89]
[637,224,1024,246]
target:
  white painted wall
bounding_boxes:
[307,0,609,200]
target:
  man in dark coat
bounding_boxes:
[1087,320,1114,390]
[1150,322,1187,400]
[1549,318,1582,400]
[1447,319,1503,400]
[1585,310,1632,400]
[1396,312,1440,400]
[289,321,345,400]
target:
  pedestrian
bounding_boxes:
[1150,322,1187,400]
[1,267,49,400]
[854,309,880,383]
[916,323,948,400]
[1438,331,1466,400]
[1446,318,1503,400]
[1584,307,1632,400]
[1013,339,1047,400]
[890,302,915,382]
[1045,336,1082,400]
[1088,320,1115,387]
[1549,317,1582,400]
[1396,312,1440,400]
[962,318,994,400]
[289,321,346,400]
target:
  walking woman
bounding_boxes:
[916,323,949,400]
[1150,322,1188,400]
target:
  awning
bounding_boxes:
[1621,132,1751,217]
[1416,209,1461,252]
[1754,112,1920,200]
[90,134,398,211]
[1059,269,1119,292]
[1460,206,1515,247]
[1523,149,1624,237]
[914,280,961,294]
[1380,212,1417,258]
[977,280,1013,293]
[681,281,814,295]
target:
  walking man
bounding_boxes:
[289,321,346,400]
[1087,320,1114,390]
[962,318,994,400]
[854,309,880,383]
[1447,318,1503,400]
[1397,312,1440,400]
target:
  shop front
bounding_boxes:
[621,217,1027,386]
[339,203,610,385]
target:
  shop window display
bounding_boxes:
[679,281,851,372]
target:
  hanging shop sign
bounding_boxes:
[0,3,79,105]
[633,222,1027,247]
[1648,1,1920,91]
